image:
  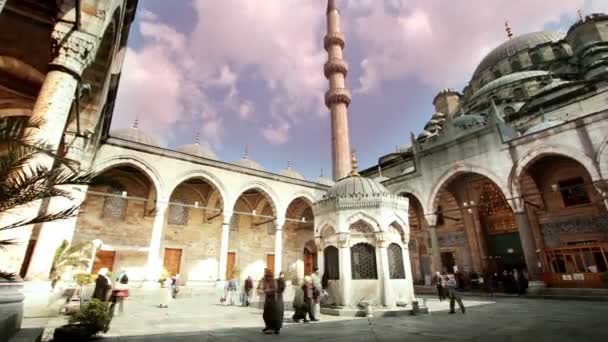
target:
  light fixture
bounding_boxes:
[252,210,256,216]
[121,191,127,197]
[551,184,558,191]
[194,201,199,207]
[301,217,306,222]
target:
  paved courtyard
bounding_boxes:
[22,288,608,341]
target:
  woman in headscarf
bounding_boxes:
[262,269,284,334]
[92,268,112,302]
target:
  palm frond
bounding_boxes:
[0,239,17,250]
[0,270,17,281]
[0,207,80,232]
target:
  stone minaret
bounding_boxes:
[324,0,352,181]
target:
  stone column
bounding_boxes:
[274,218,285,275]
[401,244,416,304]
[316,237,325,277]
[337,233,352,307]
[0,0,6,15]
[217,212,232,281]
[427,225,442,273]
[376,232,395,308]
[25,185,88,279]
[145,203,167,282]
[512,201,542,282]
[595,183,608,211]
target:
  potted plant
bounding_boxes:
[50,240,94,291]
[158,269,170,287]
[53,299,111,341]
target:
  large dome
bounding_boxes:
[472,31,565,80]
[472,70,549,99]
[325,174,391,199]
[176,142,218,160]
[110,126,160,146]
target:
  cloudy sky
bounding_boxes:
[112,0,605,180]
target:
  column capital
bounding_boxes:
[509,198,526,213]
[375,231,388,248]
[51,22,99,76]
[337,232,349,248]
[222,211,233,225]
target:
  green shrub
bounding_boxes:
[73,273,95,287]
[68,298,111,336]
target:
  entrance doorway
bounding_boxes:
[92,250,116,274]
[487,233,526,272]
[163,248,182,276]
[267,254,275,274]
[304,249,317,275]
[441,251,456,273]
[226,252,236,279]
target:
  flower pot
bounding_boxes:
[0,282,25,342]
[53,324,92,341]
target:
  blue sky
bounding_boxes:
[112,0,605,180]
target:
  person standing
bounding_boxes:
[92,268,112,302]
[446,274,465,314]
[225,275,238,306]
[262,269,283,334]
[292,282,306,323]
[243,276,254,307]
[435,271,446,301]
[111,269,129,315]
[159,277,172,308]
[311,268,322,319]
[302,275,319,322]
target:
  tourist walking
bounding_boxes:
[92,268,112,302]
[159,277,172,308]
[171,275,180,299]
[302,275,319,322]
[435,271,446,301]
[262,269,284,334]
[243,276,254,307]
[225,275,238,306]
[445,274,465,314]
[311,268,322,319]
[111,269,129,315]
[292,282,307,323]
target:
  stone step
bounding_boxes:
[7,328,43,342]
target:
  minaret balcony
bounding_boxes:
[324,58,349,78]
[324,32,346,51]
[325,88,352,108]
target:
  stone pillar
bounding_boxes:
[274,218,285,275]
[0,0,6,15]
[595,183,608,211]
[402,244,416,303]
[25,185,88,279]
[217,212,232,281]
[145,203,167,282]
[427,225,442,273]
[513,204,542,282]
[316,237,325,277]
[337,233,352,307]
[376,232,395,308]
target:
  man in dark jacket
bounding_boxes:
[302,276,319,322]
[92,268,112,302]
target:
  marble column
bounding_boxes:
[427,225,442,273]
[337,233,352,307]
[514,209,542,281]
[376,232,395,308]
[145,203,167,282]
[25,185,88,279]
[402,244,416,304]
[217,212,232,281]
[274,218,285,275]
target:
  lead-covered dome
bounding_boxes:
[472,70,549,99]
[235,155,264,171]
[472,31,565,81]
[176,142,218,160]
[325,174,391,199]
[279,162,305,180]
[110,125,160,147]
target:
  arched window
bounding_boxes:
[168,199,189,225]
[511,59,522,72]
[388,243,406,279]
[324,246,339,280]
[351,243,377,279]
[102,186,127,220]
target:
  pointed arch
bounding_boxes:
[169,170,227,210]
[93,155,164,199]
[345,212,381,231]
[596,137,608,179]
[233,181,280,217]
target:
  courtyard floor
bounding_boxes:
[21,287,608,341]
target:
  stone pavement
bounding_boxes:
[21,287,608,341]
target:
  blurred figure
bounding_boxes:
[445,273,465,314]
[262,269,284,334]
[225,274,238,306]
[302,275,319,322]
[92,268,112,302]
[111,269,129,315]
[435,271,446,301]
[159,277,172,308]
[243,276,254,307]
[311,268,322,319]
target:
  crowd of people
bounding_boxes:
[434,268,530,302]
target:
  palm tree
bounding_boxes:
[0,116,91,281]
[50,240,94,289]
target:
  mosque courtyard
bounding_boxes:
[21,288,608,342]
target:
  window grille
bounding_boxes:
[388,243,406,279]
[324,246,339,280]
[102,187,127,220]
[351,243,377,279]
[168,199,189,225]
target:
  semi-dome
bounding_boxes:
[472,31,565,81]
[176,142,218,160]
[110,126,160,147]
[473,70,549,99]
[279,162,306,180]
[453,113,487,129]
[325,174,391,199]
[524,119,564,135]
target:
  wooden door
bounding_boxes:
[267,254,275,274]
[163,248,182,276]
[226,252,236,279]
[304,249,314,275]
[92,250,116,274]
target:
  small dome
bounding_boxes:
[473,70,549,99]
[524,120,564,134]
[279,162,306,180]
[176,143,218,160]
[325,174,391,199]
[110,126,160,146]
[453,114,487,129]
[315,176,335,187]
[472,31,565,81]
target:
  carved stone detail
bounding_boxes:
[324,32,346,51]
[51,23,98,76]
[541,214,608,236]
[324,59,349,78]
[325,88,352,108]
